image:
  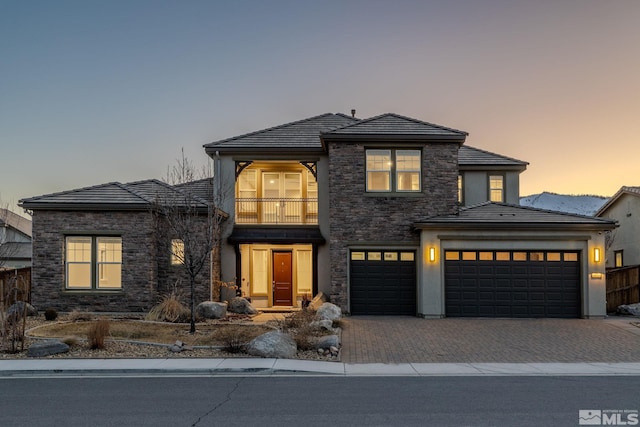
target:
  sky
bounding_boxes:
[1,0,639,212]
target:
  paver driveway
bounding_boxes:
[340,316,640,364]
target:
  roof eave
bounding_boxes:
[413,221,618,231]
[205,146,325,155]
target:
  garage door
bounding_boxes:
[445,250,581,318]
[350,250,416,315]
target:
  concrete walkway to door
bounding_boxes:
[339,316,640,364]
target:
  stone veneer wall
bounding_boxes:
[328,142,459,311]
[31,210,211,312]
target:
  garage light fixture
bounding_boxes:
[594,248,601,263]
[428,247,436,262]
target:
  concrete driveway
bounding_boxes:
[340,316,640,364]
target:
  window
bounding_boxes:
[366,149,421,193]
[489,175,504,202]
[458,175,463,204]
[615,250,623,268]
[171,239,184,265]
[66,236,122,290]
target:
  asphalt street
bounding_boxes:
[1,376,637,427]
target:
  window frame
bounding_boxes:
[488,174,505,202]
[365,148,422,193]
[171,239,185,266]
[65,235,123,291]
[614,250,623,268]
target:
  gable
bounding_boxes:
[595,186,640,217]
[321,113,468,144]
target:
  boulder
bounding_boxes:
[308,292,328,311]
[314,334,340,350]
[228,297,258,315]
[7,301,38,318]
[617,303,640,316]
[316,302,341,322]
[246,331,297,359]
[196,301,227,319]
[27,340,70,357]
[310,320,334,331]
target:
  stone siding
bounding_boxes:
[328,142,459,311]
[31,210,211,312]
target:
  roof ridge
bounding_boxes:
[206,113,352,146]
[327,112,469,135]
[116,180,165,204]
[462,145,529,165]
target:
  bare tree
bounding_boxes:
[152,150,227,333]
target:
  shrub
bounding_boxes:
[291,324,317,351]
[216,325,254,353]
[87,319,110,350]
[44,309,58,321]
[146,291,190,323]
[61,335,79,346]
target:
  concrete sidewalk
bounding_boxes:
[2,358,640,377]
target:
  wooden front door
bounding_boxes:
[272,251,293,306]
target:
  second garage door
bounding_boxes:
[350,250,416,315]
[445,250,581,318]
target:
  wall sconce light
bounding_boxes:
[428,247,436,262]
[590,272,603,279]
[594,248,601,263]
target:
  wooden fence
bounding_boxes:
[0,267,31,308]
[606,265,640,313]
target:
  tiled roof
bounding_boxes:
[459,146,528,168]
[19,179,211,211]
[204,113,357,152]
[321,113,468,141]
[595,186,640,216]
[0,208,31,237]
[415,202,617,230]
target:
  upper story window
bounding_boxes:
[366,149,421,193]
[66,236,122,290]
[457,175,463,204]
[489,175,504,202]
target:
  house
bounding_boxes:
[0,208,32,269]
[19,179,216,312]
[595,186,640,269]
[205,112,615,318]
[20,111,616,317]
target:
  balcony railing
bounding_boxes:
[235,198,318,224]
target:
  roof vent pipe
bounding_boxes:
[351,109,356,118]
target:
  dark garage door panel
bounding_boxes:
[445,251,580,318]
[350,250,416,315]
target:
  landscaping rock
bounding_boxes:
[309,292,328,311]
[316,302,341,321]
[7,301,38,318]
[228,297,258,315]
[27,340,70,357]
[314,334,340,350]
[196,301,227,319]
[310,320,334,331]
[246,331,297,358]
[617,303,640,316]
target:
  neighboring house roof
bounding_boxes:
[595,186,640,217]
[414,202,617,231]
[0,208,32,237]
[204,113,357,153]
[459,146,528,171]
[321,113,468,144]
[19,179,213,211]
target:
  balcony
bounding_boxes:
[236,198,318,224]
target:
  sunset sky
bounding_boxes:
[1,0,638,210]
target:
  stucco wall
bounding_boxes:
[328,142,459,311]
[600,194,640,268]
